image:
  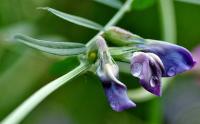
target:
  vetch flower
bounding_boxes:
[96,36,136,112]
[130,40,195,95]
[137,39,196,77]
[131,52,164,96]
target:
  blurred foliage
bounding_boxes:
[94,0,123,9]
[176,0,200,5]
[132,0,156,10]
[0,0,200,124]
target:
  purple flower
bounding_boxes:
[136,39,196,77]
[131,52,164,96]
[130,39,195,95]
[96,36,136,112]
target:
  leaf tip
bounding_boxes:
[13,34,23,40]
[37,7,50,11]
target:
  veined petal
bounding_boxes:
[131,52,163,96]
[97,65,136,112]
[137,39,196,77]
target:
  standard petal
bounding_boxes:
[131,52,162,96]
[137,39,196,77]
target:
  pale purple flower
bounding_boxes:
[137,39,196,77]
[130,39,196,95]
[96,36,136,112]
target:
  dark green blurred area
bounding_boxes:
[0,0,200,124]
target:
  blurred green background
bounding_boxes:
[0,0,200,124]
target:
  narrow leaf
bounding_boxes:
[176,0,200,5]
[38,7,103,30]
[94,0,123,9]
[14,34,87,56]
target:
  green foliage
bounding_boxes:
[94,0,123,9]
[132,0,156,10]
[38,7,103,30]
[176,0,200,5]
[94,0,156,10]
[15,34,87,56]
[0,23,36,42]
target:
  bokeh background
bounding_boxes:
[0,0,200,124]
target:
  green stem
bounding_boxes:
[86,0,133,48]
[128,0,176,101]
[159,0,177,42]
[1,63,89,124]
[148,99,163,124]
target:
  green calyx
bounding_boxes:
[103,26,145,46]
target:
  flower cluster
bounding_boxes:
[95,27,195,112]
